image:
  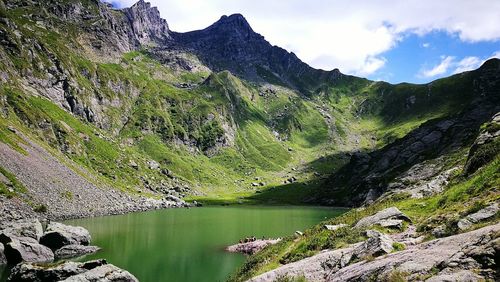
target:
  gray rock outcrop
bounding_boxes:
[8,259,138,282]
[40,222,91,251]
[353,230,394,259]
[249,223,499,282]
[354,207,410,229]
[1,219,43,241]
[458,202,499,230]
[54,244,101,259]
[124,0,171,45]
[248,244,361,282]
[0,234,54,264]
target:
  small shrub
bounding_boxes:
[467,200,487,214]
[273,274,307,282]
[386,270,409,282]
[392,242,406,252]
[61,190,74,200]
[34,204,48,213]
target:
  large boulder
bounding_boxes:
[458,202,499,230]
[0,242,6,264]
[1,219,43,241]
[54,244,100,259]
[8,259,138,282]
[0,234,54,264]
[61,263,138,282]
[354,207,411,229]
[40,222,91,251]
[353,230,394,259]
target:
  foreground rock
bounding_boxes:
[352,230,394,259]
[54,245,101,259]
[40,222,91,251]
[8,259,138,282]
[458,202,499,230]
[248,244,361,282]
[354,207,411,229]
[0,243,6,264]
[249,223,499,281]
[1,219,43,241]
[0,234,53,264]
[226,239,282,255]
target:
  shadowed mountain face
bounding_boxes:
[320,59,500,206]
[171,14,345,94]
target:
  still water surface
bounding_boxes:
[1,206,345,282]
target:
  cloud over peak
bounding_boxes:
[105,0,500,80]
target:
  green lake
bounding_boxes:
[1,206,345,282]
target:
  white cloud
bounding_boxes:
[453,56,482,74]
[422,43,430,48]
[105,0,500,76]
[419,56,455,78]
[419,50,500,78]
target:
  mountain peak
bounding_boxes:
[124,1,171,44]
[211,13,253,32]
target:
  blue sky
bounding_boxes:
[374,32,500,83]
[106,0,500,84]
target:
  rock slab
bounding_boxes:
[54,244,101,259]
[226,239,281,255]
[0,234,54,264]
[8,259,138,282]
[40,222,91,250]
[458,202,499,230]
[354,207,411,229]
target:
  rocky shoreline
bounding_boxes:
[0,219,138,281]
[0,129,191,226]
[0,194,190,227]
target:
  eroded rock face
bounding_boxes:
[8,259,138,282]
[40,222,91,251]
[54,244,101,260]
[464,112,500,175]
[354,207,411,229]
[124,0,171,45]
[0,234,54,264]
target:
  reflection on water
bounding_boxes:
[1,206,346,282]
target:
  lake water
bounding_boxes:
[0,206,345,282]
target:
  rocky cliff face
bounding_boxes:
[124,0,171,46]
